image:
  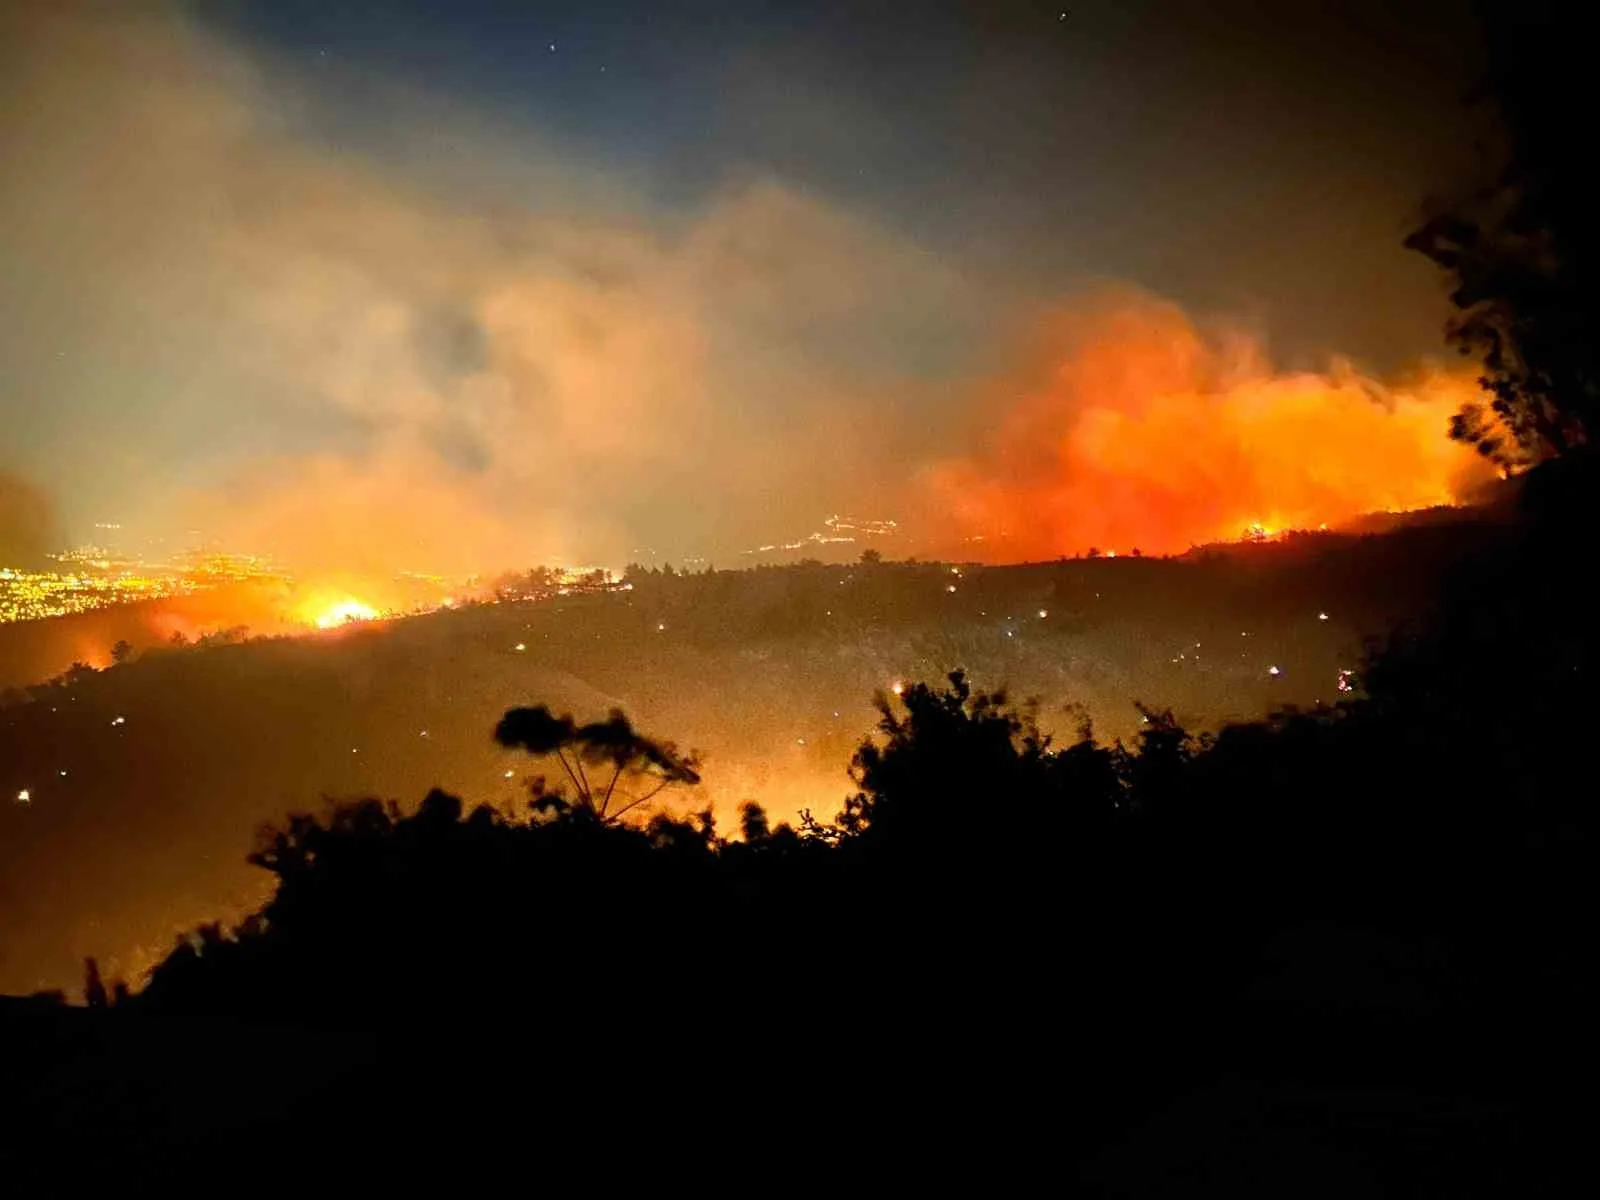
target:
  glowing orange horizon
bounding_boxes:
[921,293,1498,561]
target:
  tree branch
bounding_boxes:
[608,773,676,822]
[553,750,586,807]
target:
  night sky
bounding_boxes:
[209,0,1486,363]
[2,1,1489,568]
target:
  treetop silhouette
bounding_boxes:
[494,704,701,823]
[1406,0,1595,470]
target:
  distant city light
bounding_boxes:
[514,642,526,651]
[2,546,287,625]
[947,584,957,593]
[15,789,29,805]
[1268,665,1281,677]
[503,769,515,779]
[657,622,666,632]
[1318,611,1329,621]
[890,681,905,696]
[1038,609,1048,618]
[111,715,126,726]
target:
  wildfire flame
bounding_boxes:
[923,291,1499,560]
[309,598,380,629]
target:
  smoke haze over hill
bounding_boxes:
[3,3,1488,578]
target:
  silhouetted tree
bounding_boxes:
[109,639,134,665]
[839,671,1121,845]
[60,662,97,687]
[1119,703,1206,815]
[1406,0,1595,468]
[739,799,771,842]
[494,705,701,822]
[860,548,883,565]
[82,958,108,1008]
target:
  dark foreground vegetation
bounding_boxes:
[1,517,1491,998]
[2,456,1593,1190]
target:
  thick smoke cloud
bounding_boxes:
[1,2,987,571]
[0,474,59,566]
[2,4,1487,576]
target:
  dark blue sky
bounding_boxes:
[203,0,1484,369]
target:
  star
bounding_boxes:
[548,41,557,53]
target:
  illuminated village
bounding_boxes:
[0,547,282,625]
[0,537,630,631]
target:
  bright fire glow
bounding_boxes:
[311,599,380,629]
[923,292,1499,559]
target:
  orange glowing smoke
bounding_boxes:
[923,291,1498,559]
